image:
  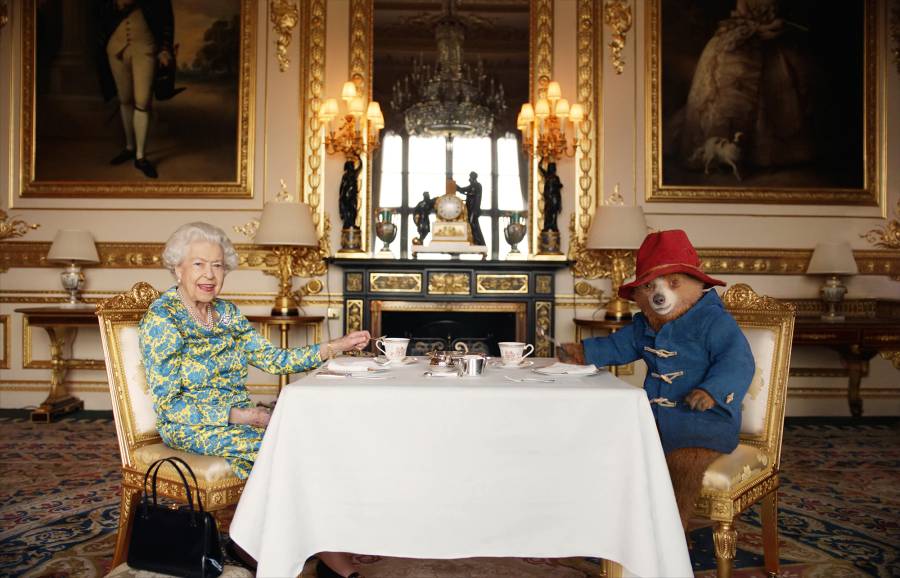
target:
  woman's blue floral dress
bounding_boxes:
[139,287,322,478]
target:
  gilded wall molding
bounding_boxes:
[892,0,900,74]
[530,0,554,254]
[603,0,632,75]
[0,210,39,240]
[569,0,599,261]
[301,0,327,234]
[862,200,900,249]
[270,0,299,72]
[344,0,373,256]
[0,315,8,369]
[535,301,552,357]
[3,242,899,278]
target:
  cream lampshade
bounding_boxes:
[254,202,319,316]
[585,206,647,321]
[807,241,858,322]
[47,230,100,307]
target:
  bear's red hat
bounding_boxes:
[618,229,725,301]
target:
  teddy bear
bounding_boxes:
[560,229,755,531]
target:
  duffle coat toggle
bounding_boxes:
[651,370,684,384]
[644,346,678,358]
[649,397,677,407]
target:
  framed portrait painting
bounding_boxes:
[21,0,255,198]
[647,0,878,205]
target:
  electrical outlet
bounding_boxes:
[327,307,340,319]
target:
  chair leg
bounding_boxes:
[112,483,142,567]
[761,490,780,576]
[713,520,737,578]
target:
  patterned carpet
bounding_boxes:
[0,414,897,578]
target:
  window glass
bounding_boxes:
[378,134,403,207]
[497,137,524,211]
[452,137,492,210]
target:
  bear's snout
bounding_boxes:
[652,293,667,306]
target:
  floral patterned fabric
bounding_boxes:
[139,287,322,478]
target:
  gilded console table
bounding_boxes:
[246,315,324,392]
[16,306,98,422]
[793,310,900,418]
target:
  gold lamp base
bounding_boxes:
[271,294,299,317]
[604,296,633,321]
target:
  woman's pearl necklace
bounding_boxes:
[177,287,214,329]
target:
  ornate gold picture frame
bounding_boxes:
[647,0,878,205]
[20,0,255,198]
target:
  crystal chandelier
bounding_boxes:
[390,0,506,138]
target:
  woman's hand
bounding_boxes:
[321,330,371,359]
[229,407,271,428]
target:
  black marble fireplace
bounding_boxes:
[332,259,567,357]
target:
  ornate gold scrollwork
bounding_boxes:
[94,282,160,314]
[603,0,632,74]
[475,274,528,294]
[880,350,900,370]
[369,273,422,293]
[428,273,471,296]
[530,0,554,253]
[302,0,327,231]
[346,299,363,332]
[535,301,552,357]
[571,1,597,258]
[862,200,900,249]
[0,210,39,240]
[346,273,363,293]
[536,275,553,294]
[722,284,794,313]
[270,0,299,72]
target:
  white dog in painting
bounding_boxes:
[689,132,743,181]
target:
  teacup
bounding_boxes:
[375,337,410,362]
[498,342,535,366]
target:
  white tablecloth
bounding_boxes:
[230,360,692,578]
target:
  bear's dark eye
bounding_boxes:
[669,278,680,288]
[643,283,653,290]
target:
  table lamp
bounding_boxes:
[46,230,100,307]
[254,201,319,316]
[806,241,858,322]
[586,206,647,321]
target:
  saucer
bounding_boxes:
[494,359,534,368]
[375,355,417,366]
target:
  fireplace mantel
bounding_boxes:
[331,259,569,357]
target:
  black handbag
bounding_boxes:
[127,457,224,578]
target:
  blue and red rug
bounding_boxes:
[0,414,897,577]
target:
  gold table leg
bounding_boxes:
[31,326,84,423]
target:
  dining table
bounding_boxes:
[230,358,692,578]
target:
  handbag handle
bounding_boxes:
[164,456,207,513]
[141,457,197,516]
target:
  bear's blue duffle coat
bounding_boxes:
[582,290,755,454]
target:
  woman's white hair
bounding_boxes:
[162,222,240,274]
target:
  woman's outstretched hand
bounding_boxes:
[229,406,271,428]
[322,330,372,359]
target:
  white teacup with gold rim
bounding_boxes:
[375,337,410,362]
[498,341,535,366]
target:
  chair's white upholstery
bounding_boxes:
[739,327,776,435]
[701,443,769,492]
[117,325,157,437]
[106,563,253,578]
[133,444,234,483]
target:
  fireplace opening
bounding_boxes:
[372,301,527,357]
[381,311,517,356]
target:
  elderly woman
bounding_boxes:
[139,222,369,578]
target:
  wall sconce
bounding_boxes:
[516,80,584,161]
[584,205,647,321]
[47,229,100,307]
[807,241,858,322]
[320,80,384,253]
[255,202,320,316]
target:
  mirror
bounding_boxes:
[363,0,535,260]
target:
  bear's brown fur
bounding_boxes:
[633,273,721,531]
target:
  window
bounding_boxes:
[374,133,527,260]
